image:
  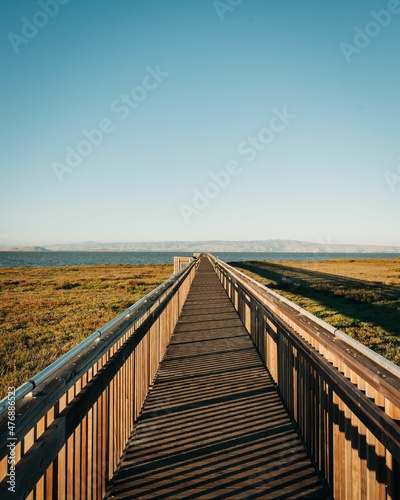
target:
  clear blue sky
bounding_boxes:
[1,0,399,246]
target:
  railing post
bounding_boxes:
[386,401,400,499]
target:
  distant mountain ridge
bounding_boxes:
[0,246,51,252]
[2,240,400,253]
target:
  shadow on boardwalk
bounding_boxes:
[106,259,331,499]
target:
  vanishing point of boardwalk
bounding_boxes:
[106,259,331,499]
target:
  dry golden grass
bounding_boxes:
[231,258,400,366]
[0,264,172,399]
[277,258,400,286]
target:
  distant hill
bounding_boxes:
[0,246,51,252]
[33,240,400,253]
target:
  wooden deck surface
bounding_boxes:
[106,258,331,499]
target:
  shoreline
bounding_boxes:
[1,252,400,269]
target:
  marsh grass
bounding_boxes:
[0,263,173,399]
[231,258,400,366]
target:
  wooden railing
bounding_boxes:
[209,254,400,500]
[0,259,197,500]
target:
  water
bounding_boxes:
[0,251,193,268]
[0,251,399,268]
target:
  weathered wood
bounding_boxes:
[0,418,66,500]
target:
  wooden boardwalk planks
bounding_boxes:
[106,258,331,499]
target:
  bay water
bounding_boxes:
[0,251,399,268]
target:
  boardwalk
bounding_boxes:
[106,258,331,499]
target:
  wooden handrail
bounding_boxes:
[208,254,400,500]
[0,259,197,500]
